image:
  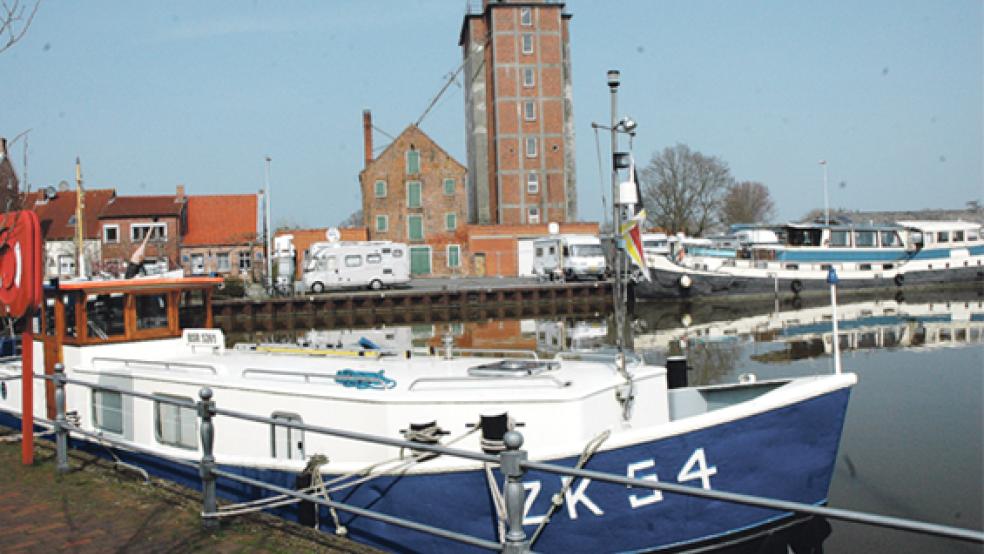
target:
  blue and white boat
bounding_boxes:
[637,220,984,300]
[0,275,857,552]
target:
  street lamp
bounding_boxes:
[819,160,829,225]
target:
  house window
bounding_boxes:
[154,395,197,450]
[103,225,119,243]
[376,215,388,232]
[374,180,387,198]
[131,223,167,242]
[447,245,461,268]
[523,67,535,87]
[407,181,422,208]
[408,215,424,241]
[527,172,539,194]
[524,100,536,121]
[520,6,532,25]
[522,34,534,54]
[528,206,540,224]
[526,137,537,158]
[443,178,455,195]
[271,412,305,460]
[92,390,123,434]
[238,251,251,271]
[406,149,420,174]
[217,253,231,272]
[57,254,76,276]
[446,213,457,231]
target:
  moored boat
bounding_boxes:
[637,220,984,300]
[0,274,857,552]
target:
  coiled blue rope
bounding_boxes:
[334,369,396,389]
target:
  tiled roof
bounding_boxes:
[24,188,117,241]
[98,195,185,218]
[182,194,258,246]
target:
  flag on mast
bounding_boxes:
[619,157,650,281]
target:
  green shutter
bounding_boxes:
[407,151,420,174]
[376,215,387,232]
[448,245,460,268]
[408,215,423,240]
[407,181,421,208]
[446,213,456,231]
[375,180,386,197]
[444,178,455,195]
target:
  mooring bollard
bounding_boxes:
[53,363,69,474]
[500,430,530,554]
[198,387,218,529]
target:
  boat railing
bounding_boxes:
[407,374,571,391]
[18,367,984,553]
[88,357,218,375]
[439,347,540,360]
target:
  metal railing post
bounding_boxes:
[198,387,218,529]
[53,363,70,474]
[500,430,530,554]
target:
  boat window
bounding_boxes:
[953,230,964,242]
[136,293,169,330]
[785,263,799,270]
[154,394,197,450]
[345,255,362,267]
[43,297,56,336]
[392,249,404,258]
[271,412,305,460]
[179,289,207,329]
[970,229,981,241]
[859,263,872,270]
[937,231,950,243]
[829,231,851,247]
[92,390,123,434]
[535,247,543,256]
[880,231,901,247]
[883,263,894,270]
[86,294,126,338]
[788,228,822,246]
[854,231,877,248]
[63,294,78,338]
[366,254,382,264]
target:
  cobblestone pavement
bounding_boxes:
[0,432,379,553]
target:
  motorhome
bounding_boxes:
[301,241,410,292]
[532,234,607,281]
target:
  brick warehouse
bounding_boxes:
[460,0,577,225]
[360,110,469,276]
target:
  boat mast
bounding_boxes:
[74,157,85,278]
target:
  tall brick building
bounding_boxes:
[359,111,468,276]
[460,0,577,225]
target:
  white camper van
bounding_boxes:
[302,241,410,293]
[532,234,607,281]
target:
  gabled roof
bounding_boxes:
[361,124,466,177]
[98,195,185,219]
[24,188,116,241]
[182,194,258,246]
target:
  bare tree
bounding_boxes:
[640,144,732,236]
[718,181,775,227]
[338,209,363,227]
[1,0,40,55]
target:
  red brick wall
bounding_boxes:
[99,216,182,271]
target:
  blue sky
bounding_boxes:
[3,1,981,228]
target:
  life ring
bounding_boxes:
[894,273,905,287]
[790,279,803,294]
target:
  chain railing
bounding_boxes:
[3,366,981,552]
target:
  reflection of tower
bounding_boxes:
[460,0,576,225]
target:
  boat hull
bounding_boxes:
[0,385,851,553]
[636,264,984,301]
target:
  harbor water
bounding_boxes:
[231,290,983,553]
